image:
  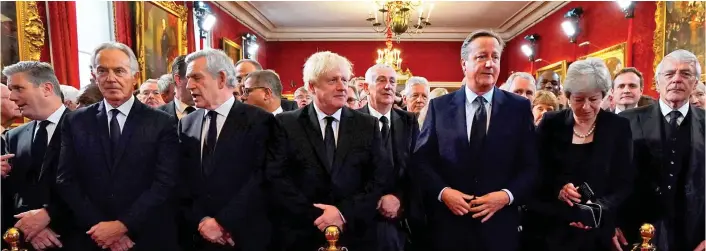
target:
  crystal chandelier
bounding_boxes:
[366,1,434,40]
[376,39,402,70]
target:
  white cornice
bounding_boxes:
[212,1,569,42]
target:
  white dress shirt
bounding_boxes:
[313,102,341,145]
[173,98,194,119]
[272,106,284,116]
[366,105,391,131]
[200,97,235,156]
[105,95,136,133]
[437,87,514,205]
[33,105,67,145]
[659,98,689,125]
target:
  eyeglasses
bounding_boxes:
[242,86,268,96]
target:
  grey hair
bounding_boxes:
[364,64,397,86]
[139,79,159,91]
[90,42,139,74]
[60,85,79,103]
[234,59,263,70]
[156,74,174,93]
[460,29,505,61]
[563,58,612,98]
[696,81,705,92]
[243,69,283,97]
[430,88,449,99]
[2,61,61,97]
[655,49,702,82]
[404,76,430,97]
[503,72,536,91]
[185,48,237,88]
[294,86,309,97]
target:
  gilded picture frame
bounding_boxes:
[579,43,626,79]
[535,60,568,83]
[222,38,243,63]
[653,1,706,84]
[135,1,188,83]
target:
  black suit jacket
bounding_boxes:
[267,104,393,250]
[619,103,705,249]
[178,102,274,251]
[281,99,298,112]
[158,100,178,118]
[56,100,180,250]
[536,109,635,245]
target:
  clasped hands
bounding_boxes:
[377,194,401,219]
[199,217,235,246]
[441,188,509,223]
[85,220,134,251]
[14,209,63,251]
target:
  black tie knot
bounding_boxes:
[38,120,51,130]
[668,110,681,121]
[185,106,196,114]
[474,96,487,106]
[207,110,218,121]
[325,116,336,125]
[379,115,389,125]
[111,109,120,118]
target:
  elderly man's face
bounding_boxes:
[242,78,270,110]
[7,73,51,120]
[690,84,705,108]
[0,84,20,122]
[510,78,536,102]
[369,67,397,107]
[538,71,561,96]
[613,72,642,106]
[310,68,348,112]
[345,86,359,109]
[405,84,428,113]
[160,83,175,104]
[657,58,698,105]
[186,57,225,109]
[94,49,137,105]
[235,62,258,86]
[294,91,312,108]
[138,82,164,108]
[462,36,501,94]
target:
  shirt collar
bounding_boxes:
[174,98,188,113]
[272,106,284,115]
[658,98,690,117]
[104,95,135,117]
[204,96,235,118]
[45,105,66,124]
[367,104,391,121]
[465,86,495,105]
[313,102,342,122]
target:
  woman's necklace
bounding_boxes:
[573,123,596,138]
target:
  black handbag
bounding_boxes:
[574,182,603,228]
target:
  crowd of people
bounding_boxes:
[0,29,704,251]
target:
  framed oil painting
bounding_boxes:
[222,38,242,63]
[579,43,626,79]
[535,60,568,83]
[135,1,187,83]
[653,1,705,81]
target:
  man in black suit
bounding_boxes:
[56,42,179,251]
[411,30,538,251]
[2,61,70,250]
[177,49,273,251]
[158,55,196,121]
[357,64,423,251]
[242,70,290,115]
[267,51,392,251]
[618,50,705,251]
[234,59,297,111]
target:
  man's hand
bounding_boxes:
[1,154,14,178]
[611,228,628,251]
[198,217,226,245]
[86,220,127,247]
[440,188,474,216]
[14,208,51,240]
[377,194,401,219]
[569,222,592,230]
[29,228,62,251]
[694,240,706,251]
[469,191,509,223]
[558,183,582,206]
[109,235,135,251]
[313,204,344,231]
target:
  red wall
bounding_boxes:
[266,41,464,93]
[501,1,658,97]
[210,3,267,68]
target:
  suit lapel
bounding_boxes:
[485,88,508,156]
[112,101,144,170]
[642,104,664,162]
[685,106,705,235]
[332,108,354,173]
[391,110,406,174]
[205,102,245,177]
[449,89,469,148]
[300,105,331,172]
[37,109,69,181]
[95,102,112,170]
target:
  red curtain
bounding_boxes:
[186,2,196,53]
[113,2,134,48]
[47,1,79,88]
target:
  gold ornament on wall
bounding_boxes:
[17,1,45,62]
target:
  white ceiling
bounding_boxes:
[214,1,569,41]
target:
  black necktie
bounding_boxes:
[324,116,336,168]
[109,109,121,154]
[667,110,681,137]
[184,106,195,115]
[469,96,487,153]
[202,110,218,175]
[380,115,390,146]
[32,120,51,170]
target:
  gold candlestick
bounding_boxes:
[318,226,348,251]
[2,228,27,251]
[631,223,656,251]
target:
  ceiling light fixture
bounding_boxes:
[366,1,434,41]
[562,7,583,43]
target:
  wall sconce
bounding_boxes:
[242,33,259,59]
[561,7,583,43]
[616,0,635,18]
[521,34,539,61]
[194,1,216,38]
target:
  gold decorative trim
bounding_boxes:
[16,1,45,61]
[135,1,188,83]
[652,1,666,90]
[535,60,568,83]
[578,42,626,62]
[282,93,294,100]
[222,38,243,62]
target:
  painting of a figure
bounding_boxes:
[143,2,180,80]
[222,38,242,64]
[579,43,626,79]
[662,1,705,75]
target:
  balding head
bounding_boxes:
[234,59,263,86]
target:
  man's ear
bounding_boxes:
[460,59,466,72]
[218,71,227,89]
[362,82,369,92]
